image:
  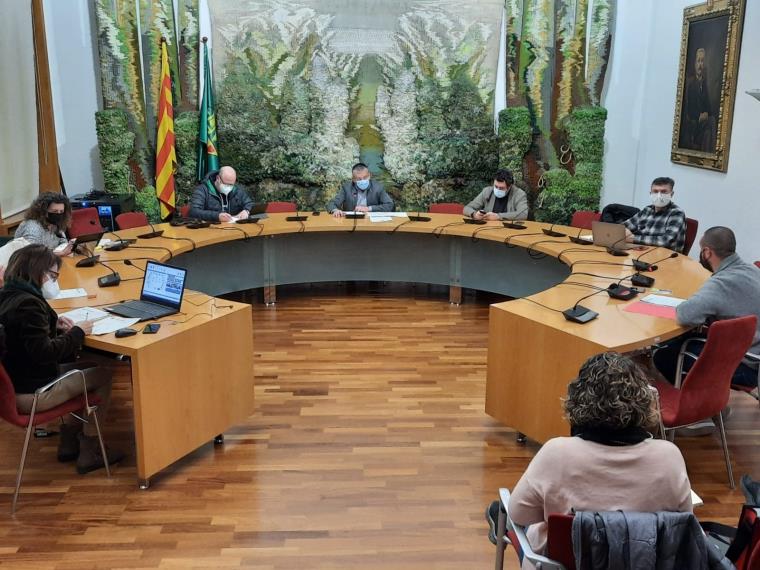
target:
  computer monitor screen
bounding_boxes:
[140,261,187,309]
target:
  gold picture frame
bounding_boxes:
[671,0,746,172]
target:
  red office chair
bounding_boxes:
[179,204,191,218]
[754,261,760,269]
[266,201,297,213]
[69,207,105,238]
[0,363,110,513]
[683,217,699,255]
[654,315,757,488]
[570,210,601,230]
[495,488,575,570]
[115,212,148,230]
[428,202,464,215]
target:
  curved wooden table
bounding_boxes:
[53,214,707,483]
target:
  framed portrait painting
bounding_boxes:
[671,0,746,172]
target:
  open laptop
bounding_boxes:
[591,221,634,250]
[106,261,187,321]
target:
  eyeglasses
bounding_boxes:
[47,270,60,281]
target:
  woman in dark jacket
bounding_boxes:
[0,244,122,473]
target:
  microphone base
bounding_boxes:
[98,273,122,288]
[186,222,210,229]
[285,215,309,222]
[76,255,100,268]
[631,274,655,288]
[542,229,566,238]
[408,215,431,222]
[137,230,164,239]
[606,247,629,256]
[562,305,599,324]
[607,283,639,300]
[569,237,594,246]
[105,240,130,251]
[345,213,365,219]
[632,260,654,271]
[463,217,487,225]
[502,222,526,230]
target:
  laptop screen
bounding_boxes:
[140,261,187,309]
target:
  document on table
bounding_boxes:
[53,288,88,300]
[58,307,139,335]
[640,294,686,307]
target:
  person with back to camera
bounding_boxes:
[487,352,692,565]
[0,244,124,473]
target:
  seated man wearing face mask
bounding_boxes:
[327,163,394,217]
[463,169,528,221]
[653,227,760,392]
[189,166,254,223]
[623,177,687,252]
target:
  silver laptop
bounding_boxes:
[591,221,634,250]
[106,261,187,321]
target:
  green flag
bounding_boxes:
[197,40,219,181]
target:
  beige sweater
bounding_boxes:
[508,436,692,559]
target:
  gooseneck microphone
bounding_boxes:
[137,222,164,239]
[502,207,529,230]
[96,260,121,287]
[568,226,594,246]
[286,204,308,222]
[542,221,566,238]
[632,251,679,272]
[407,207,431,223]
[606,235,630,257]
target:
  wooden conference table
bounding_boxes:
[52,213,707,483]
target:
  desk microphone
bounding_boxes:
[502,207,529,230]
[606,235,630,257]
[75,244,100,267]
[104,230,137,251]
[542,221,566,238]
[569,226,594,246]
[137,222,164,239]
[407,207,431,223]
[632,251,679,272]
[286,204,308,222]
[562,289,602,323]
[96,260,121,287]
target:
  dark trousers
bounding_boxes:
[653,334,757,388]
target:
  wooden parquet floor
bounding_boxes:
[0,283,758,569]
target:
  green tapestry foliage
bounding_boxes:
[174,111,199,204]
[134,185,162,223]
[498,107,533,176]
[535,106,607,224]
[95,109,135,195]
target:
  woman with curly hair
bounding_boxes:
[507,352,691,556]
[14,192,74,256]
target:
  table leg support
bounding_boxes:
[449,286,462,305]
[214,434,224,445]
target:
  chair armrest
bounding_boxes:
[675,338,706,388]
[35,368,86,395]
[502,488,561,568]
[743,352,760,366]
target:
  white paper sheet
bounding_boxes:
[690,489,703,507]
[53,288,88,300]
[59,307,109,322]
[91,316,140,336]
[640,294,685,308]
[369,216,393,223]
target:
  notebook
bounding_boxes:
[105,261,187,321]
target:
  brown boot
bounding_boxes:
[76,433,124,474]
[57,423,82,462]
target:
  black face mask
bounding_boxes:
[47,212,65,226]
[699,250,713,273]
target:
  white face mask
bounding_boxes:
[493,188,507,199]
[651,192,672,208]
[219,183,234,195]
[41,279,60,300]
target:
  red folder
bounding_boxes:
[623,301,678,320]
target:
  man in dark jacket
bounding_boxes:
[326,163,394,217]
[190,166,254,222]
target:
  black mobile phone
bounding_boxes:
[142,323,161,334]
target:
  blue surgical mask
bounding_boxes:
[494,188,507,199]
[355,179,370,191]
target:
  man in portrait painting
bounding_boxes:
[681,47,717,152]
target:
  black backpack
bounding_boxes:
[600,203,640,224]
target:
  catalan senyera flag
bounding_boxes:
[197,39,219,181]
[155,39,177,220]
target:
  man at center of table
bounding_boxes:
[463,169,528,221]
[327,163,394,217]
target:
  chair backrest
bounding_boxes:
[266,201,297,213]
[546,514,576,570]
[69,207,105,238]
[428,202,464,215]
[115,211,148,230]
[684,217,699,255]
[180,204,190,218]
[0,362,23,427]
[754,261,760,270]
[570,210,601,230]
[676,316,757,425]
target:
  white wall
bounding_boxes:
[602,0,760,262]
[44,0,103,196]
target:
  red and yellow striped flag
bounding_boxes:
[155,39,176,220]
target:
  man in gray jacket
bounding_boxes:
[463,169,528,221]
[654,226,760,388]
[327,163,394,217]
[190,166,254,222]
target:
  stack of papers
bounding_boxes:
[53,288,88,300]
[640,294,685,307]
[59,307,140,336]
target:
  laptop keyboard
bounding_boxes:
[111,300,170,318]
